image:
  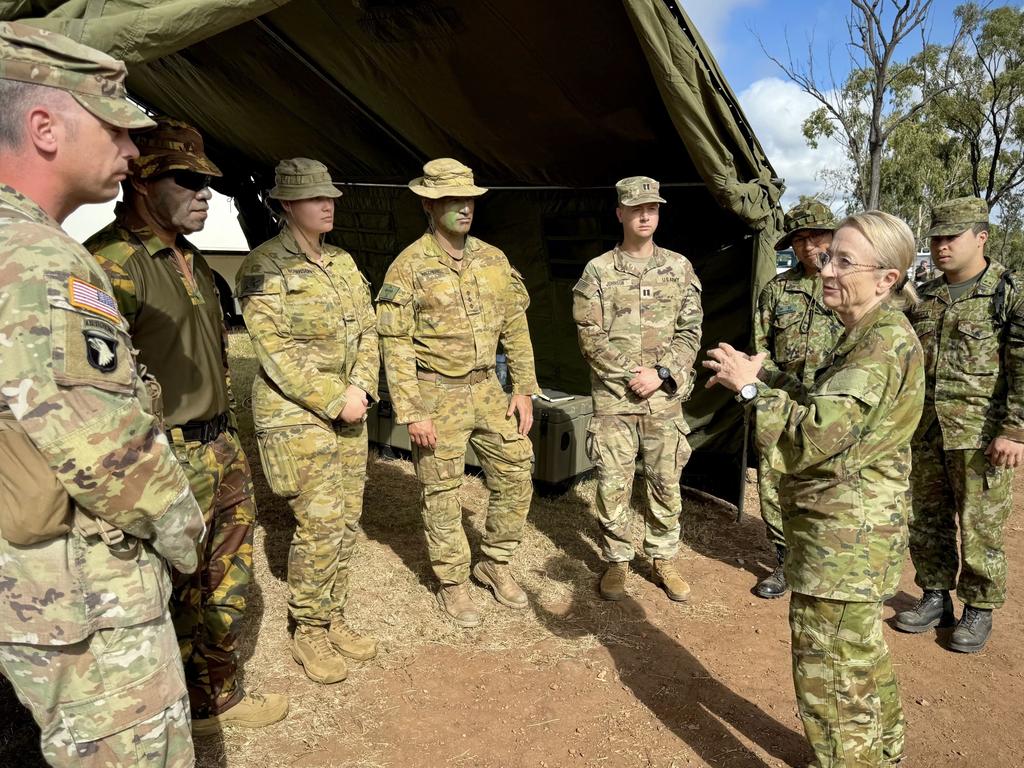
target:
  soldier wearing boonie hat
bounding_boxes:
[0,22,205,768]
[85,116,287,732]
[573,175,702,603]
[236,158,380,684]
[377,158,539,628]
[898,194,1023,654]
[750,198,843,600]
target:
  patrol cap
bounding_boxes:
[408,158,488,199]
[616,176,666,206]
[926,196,989,237]
[775,199,836,250]
[269,157,342,200]
[131,116,222,180]
[0,21,154,130]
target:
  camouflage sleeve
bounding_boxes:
[754,280,783,379]
[376,261,427,424]
[237,257,349,421]
[657,267,703,393]
[572,263,639,382]
[753,337,892,474]
[500,266,539,395]
[91,246,141,329]
[349,267,380,401]
[999,283,1024,442]
[1,267,203,573]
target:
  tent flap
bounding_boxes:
[1,0,292,63]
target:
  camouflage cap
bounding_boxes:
[269,157,341,200]
[775,199,836,250]
[130,116,222,180]
[0,21,154,130]
[616,176,666,206]
[926,196,989,237]
[408,158,488,199]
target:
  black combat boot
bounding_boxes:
[949,605,993,653]
[754,545,788,599]
[893,589,955,633]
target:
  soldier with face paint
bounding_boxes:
[0,22,205,767]
[86,117,287,734]
[752,200,843,599]
[376,158,538,628]
[572,176,703,603]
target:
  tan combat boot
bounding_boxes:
[472,559,528,609]
[600,561,628,601]
[292,625,348,683]
[191,692,290,737]
[328,618,378,661]
[653,559,691,602]
[436,582,482,628]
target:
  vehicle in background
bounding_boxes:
[776,248,795,274]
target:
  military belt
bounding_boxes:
[416,367,494,386]
[167,412,230,444]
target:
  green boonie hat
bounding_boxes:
[775,199,836,251]
[0,21,154,130]
[131,116,222,180]
[926,196,989,237]
[616,176,666,206]
[269,157,342,200]
[408,158,488,199]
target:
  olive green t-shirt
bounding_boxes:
[946,271,985,302]
[85,207,230,427]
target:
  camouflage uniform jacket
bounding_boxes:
[0,186,199,644]
[236,228,379,429]
[908,258,1024,449]
[376,232,538,424]
[572,245,702,415]
[755,263,843,391]
[754,302,925,602]
[85,203,233,427]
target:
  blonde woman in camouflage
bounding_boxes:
[705,211,924,768]
[236,159,379,685]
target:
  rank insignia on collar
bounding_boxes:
[84,330,118,373]
[642,287,653,298]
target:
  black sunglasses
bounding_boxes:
[168,171,212,192]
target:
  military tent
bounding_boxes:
[3,0,785,504]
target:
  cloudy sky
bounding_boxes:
[62,0,1006,245]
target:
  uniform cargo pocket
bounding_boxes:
[957,318,1000,374]
[674,420,692,472]
[585,421,602,463]
[256,428,302,498]
[0,424,73,545]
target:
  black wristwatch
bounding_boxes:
[738,383,759,403]
[656,366,671,381]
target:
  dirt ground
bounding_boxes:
[3,332,1024,768]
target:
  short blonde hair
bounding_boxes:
[836,210,919,308]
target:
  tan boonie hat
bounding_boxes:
[775,199,836,250]
[269,158,342,200]
[408,158,488,199]
[131,116,222,180]
[616,176,666,206]
[926,196,989,237]
[0,21,154,130]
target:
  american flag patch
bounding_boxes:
[68,277,120,322]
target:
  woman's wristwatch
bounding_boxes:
[738,382,759,403]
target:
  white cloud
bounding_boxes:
[63,191,249,251]
[683,0,764,54]
[738,76,852,209]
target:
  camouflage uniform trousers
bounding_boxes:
[0,608,194,768]
[790,594,904,768]
[411,374,534,586]
[263,420,367,626]
[757,455,786,549]
[585,404,691,562]
[168,427,255,718]
[910,422,1013,609]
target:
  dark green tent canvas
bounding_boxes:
[4,0,785,505]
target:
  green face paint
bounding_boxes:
[432,197,475,237]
